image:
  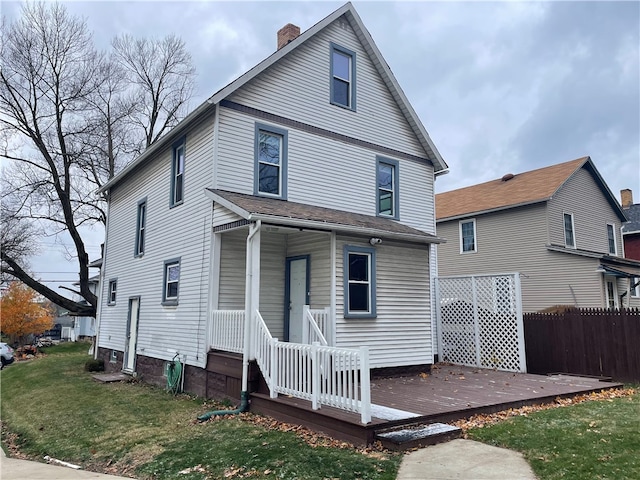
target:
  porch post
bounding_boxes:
[242,221,261,392]
[330,231,337,346]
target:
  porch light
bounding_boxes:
[369,237,382,246]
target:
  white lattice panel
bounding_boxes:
[435,274,526,372]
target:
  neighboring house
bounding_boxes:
[73,274,100,340]
[621,189,640,298]
[436,157,640,312]
[95,2,447,410]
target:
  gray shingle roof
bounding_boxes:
[206,189,440,243]
[623,204,640,234]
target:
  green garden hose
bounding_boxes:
[167,354,182,395]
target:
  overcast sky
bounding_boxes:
[4,0,639,293]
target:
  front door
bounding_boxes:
[605,278,618,309]
[285,256,309,343]
[123,297,140,372]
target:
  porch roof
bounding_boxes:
[599,255,640,278]
[205,189,442,244]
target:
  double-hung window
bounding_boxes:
[606,223,617,255]
[171,138,185,207]
[330,43,356,110]
[162,258,180,306]
[135,198,146,257]
[564,213,575,248]
[108,279,117,305]
[376,157,399,219]
[459,219,476,253]
[343,246,376,318]
[254,123,288,199]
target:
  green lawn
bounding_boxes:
[468,388,640,480]
[0,343,400,479]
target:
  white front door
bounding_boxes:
[286,256,309,343]
[124,297,140,372]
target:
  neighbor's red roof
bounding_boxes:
[435,157,589,220]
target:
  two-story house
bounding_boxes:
[436,157,640,312]
[95,3,447,421]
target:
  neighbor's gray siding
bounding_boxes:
[335,235,432,368]
[547,167,624,255]
[437,203,606,312]
[99,114,214,367]
[215,106,435,233]
[227,17,427,159]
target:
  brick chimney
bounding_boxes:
[277,23,300,50]
[621,189,633,208]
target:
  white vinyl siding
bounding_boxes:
[98,113,214,367]
[212,204,243,228]
[437,203,608,312]
[335,235,432,368]
[227,17,427,159]
[216,107,435,233]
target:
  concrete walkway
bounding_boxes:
[0,448,132,480]
[397,439,537,480]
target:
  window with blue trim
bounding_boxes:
[377,157,399,219]
[330,43,356,110]
[135,198,146,257]
[344,245,376,318]
[162,258,180,306]
[171,139,185,207]
[255,123,288,199]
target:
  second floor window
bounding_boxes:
[255,123,288,199]
[607,224,617,255]
[330,43,356,110]
[460,219,476,253]
[564,213,575,248]
[171,139,185,207]
[377,157,399,219]
[135,199,146,257]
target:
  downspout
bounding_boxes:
[198,220,261,421]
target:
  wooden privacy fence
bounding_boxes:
[524,308,640,382]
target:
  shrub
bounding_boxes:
[84,359,105,372]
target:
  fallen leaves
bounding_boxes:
[452,387,636,433]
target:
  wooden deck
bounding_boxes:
[250,364,622,446]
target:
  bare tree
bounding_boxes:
[0,2,196,316]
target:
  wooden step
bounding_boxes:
[375,423,462,451]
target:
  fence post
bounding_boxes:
[270,338,278,398]
[359,346,371,424]
[514,273,527,372]
[311,342,319,410]
[434,278,443,360]
[471,276,481,367]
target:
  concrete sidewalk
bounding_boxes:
[0,448,132,480]
[397,438,537,480]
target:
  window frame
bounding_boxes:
[343,245,377,319]
[134,197,147,257]
[254,123,288,199]
[162,257,181,306]
[631,277,640,298]
[459,219,477,254]
[606,223,617,255]
[563,212,576,248]
[170,137,186,208]
[376,156,400,219]
[107,279,117,306]
[330,43,357,111]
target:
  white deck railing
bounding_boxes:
[209,310,244,353]
[308,306,331,344]
[303,306,328,346]
[252,309,371,424]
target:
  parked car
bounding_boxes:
[0,342,15,369]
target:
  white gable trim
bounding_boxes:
[205,189,250,219]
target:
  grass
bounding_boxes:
[0,343,400,479]
[468,388,640,480]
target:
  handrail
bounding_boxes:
[303,305,328,346]
[209,310,244,353]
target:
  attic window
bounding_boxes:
[330,43,356,110]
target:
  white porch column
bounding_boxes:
[243,221,261,367]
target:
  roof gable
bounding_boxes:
[436,156,626,222]
[99,2,446,194]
